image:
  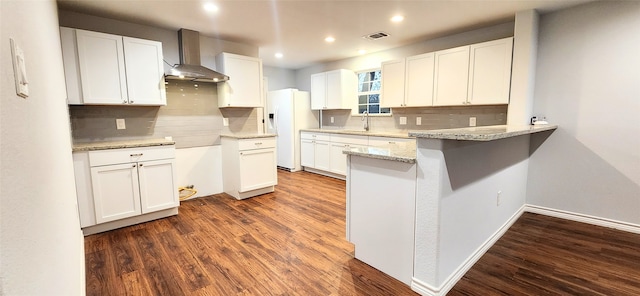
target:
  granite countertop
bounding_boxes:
[408,124,558,141]
[343,141,416,164]
[300,128,413,139]
[72,138,175,152]
[220,133,276,139]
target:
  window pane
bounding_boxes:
[371,79,381,91]
[359,82,370,92]
[381,108,391,114]
[358,95,368,104]
[358,105,367,114]
[368,94,379,104]
[358,72,366,84]
[369,104,380,113]
[373,70,381,81]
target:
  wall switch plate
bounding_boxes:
[497,190,502,206]
[416,117,422,125]
[469,117,477,127]
[10,39,29,98]
[399,117,407,125]
[116,118,126,130]
[222,117,229,126]
[330,116,334,123]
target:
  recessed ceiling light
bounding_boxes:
[358,49,367,55]
[391,15,404,22]
[204,3,219,12]
[325,36,335,43]
[275,53,284,59]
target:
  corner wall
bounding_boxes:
[1,0,85,294]
[527,1,640,225]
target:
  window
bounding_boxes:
[357,69,390,115]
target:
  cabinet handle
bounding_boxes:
[139,163,143,167]
[129,100,134,104]
[255,142,262,145]
[130,153,143,157]
[132,164,136,168]
[123,100,127,104]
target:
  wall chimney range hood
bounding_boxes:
[165,29,229,83]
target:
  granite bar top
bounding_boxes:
[72,138,175,152]
[220,133,276,139]
[343,141,416,164]
[409,124,558,141]
[300,128,413,139]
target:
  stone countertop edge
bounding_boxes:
[220,133,277,139]
[72,138,175,152]
[408,124,558,141]
[343,142,417,164]
[300,128,413,139]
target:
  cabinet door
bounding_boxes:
[314,141,331,172]
[123,37,167,106]
[405,53,435,107]
[310,73,326,110]
[239,148,277,192]
[138,159,178,214]
[380,59,406,108]
[90,163,141,224]
[76,30,128,105]
[433,46,470,106]
[468,37,513,105]
[217,54,263,107]
[301,139,315,168]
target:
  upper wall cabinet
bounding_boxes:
[60,27,166,106]
[216,53,263,108]
[381,52,435,108]
[433,37,514,106]
[467,37,513,105]
[310,69,357,110]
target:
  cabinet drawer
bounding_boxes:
[368,137,415,147]
[301,132,330,142]
[88,145,175,167]
[331,134,368,146]
[238,137,276,151]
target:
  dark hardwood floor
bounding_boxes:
[85,170,640,295]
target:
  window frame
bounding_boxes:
[355,69,391,116]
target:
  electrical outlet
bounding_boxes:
[399,117,407,125]
[222,117,229,126]
[469,117,477,127]
[330,116,334,123]
[416,117,422,125]
[116,118,126,130]
[497,190,502,206]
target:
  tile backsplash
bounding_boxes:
[70,80,258,148]
[319,105,508,132]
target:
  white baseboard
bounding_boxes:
[411,205,526,296]
[524,204,640,234]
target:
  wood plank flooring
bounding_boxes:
[85,170,640,295]
[84,170,417,295]
[449,212,640,295]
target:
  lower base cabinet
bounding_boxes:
[221,136,277,200]
[73,145,179,235]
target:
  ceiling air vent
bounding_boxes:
[363,31,390,41]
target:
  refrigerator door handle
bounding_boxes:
[273,106,279,135]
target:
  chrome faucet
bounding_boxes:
[362,110,370,131]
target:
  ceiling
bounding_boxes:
[56,0,592,70]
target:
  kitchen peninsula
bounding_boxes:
[344,124,557,296]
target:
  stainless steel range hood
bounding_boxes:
[165,29,229,83]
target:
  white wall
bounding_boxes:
[175,146,224,198]
[263,66,297,91]
[0,0,85,294]
[527,2,640,225]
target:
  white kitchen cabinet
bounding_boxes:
[73,145,178,234]
[310,69,357,110]
[467,37,513,105]
[381,53,435,108]
[221,136,277,200]
[328,134,368,175]
[60,27,166,106]
[300,138,315,168]
[301,132,373,178]
[433,45,471,106]
[368,136,415,147]
[216,53,263,108]
[380,59,406,108]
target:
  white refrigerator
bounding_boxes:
[266,88,318,172]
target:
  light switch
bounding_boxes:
[10,38,29,98]
[330,116,334,123]
[469,117,477,127]
[416,117,422,126]
[399,117,407,125]
[116,118,126,130]
[223,117,229,126]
